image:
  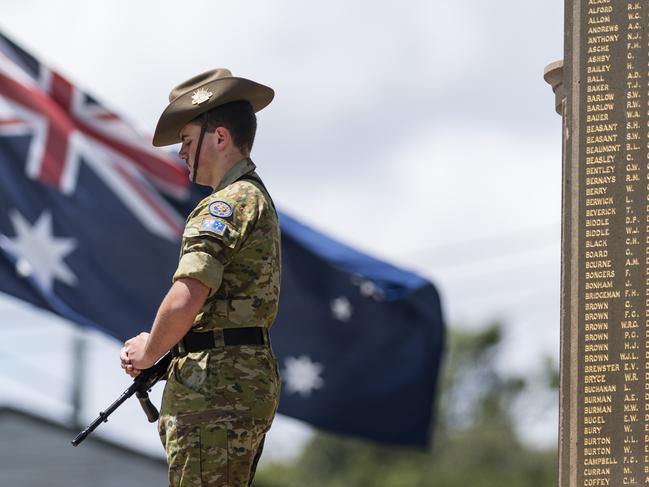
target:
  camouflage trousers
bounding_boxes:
[158,345,280,487]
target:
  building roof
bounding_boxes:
[0,406,167,487]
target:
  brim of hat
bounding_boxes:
[152,77,274,147]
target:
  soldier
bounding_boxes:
[119,68,281,486]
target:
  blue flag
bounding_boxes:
[0,31,445,447]
[274,213,445,447]
[0,31,212,338]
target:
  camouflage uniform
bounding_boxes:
[158,157,281,487]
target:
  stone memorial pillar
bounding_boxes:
[547,2,649,486]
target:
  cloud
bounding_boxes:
[2,0,563,143]
[277,123,561,261]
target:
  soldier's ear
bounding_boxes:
[214,127,228,145]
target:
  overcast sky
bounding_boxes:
[0,0,565,455]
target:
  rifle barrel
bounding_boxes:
[70,383,137,446]
[70,352,172,447]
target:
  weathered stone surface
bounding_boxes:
[559,1,649,486]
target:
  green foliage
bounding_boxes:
[255,322,558,487]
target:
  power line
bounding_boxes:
[404,222,561,269]
[447,282,559,308]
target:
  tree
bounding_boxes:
[255,322,558,487]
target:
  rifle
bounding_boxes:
[71,352,172,446]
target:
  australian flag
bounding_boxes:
[275,214,445,447]
[0,31,445,447]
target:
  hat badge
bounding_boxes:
[191,87,213,105]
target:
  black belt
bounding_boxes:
[171,327,268,356]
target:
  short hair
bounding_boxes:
[193,100,257,153]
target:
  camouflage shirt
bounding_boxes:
[172,158,281,331]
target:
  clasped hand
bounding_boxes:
[120,332,154,378]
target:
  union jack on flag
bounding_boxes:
[0,31,203,338]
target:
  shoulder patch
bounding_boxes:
[200,218,227,236]
[208,200,234,218]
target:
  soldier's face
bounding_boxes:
[179,123,200,179]
[178,122,231,186]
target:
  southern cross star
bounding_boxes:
[359,279,385,301]
[282,355,324,397]
[330,296,353,322]
[1,209,78,291]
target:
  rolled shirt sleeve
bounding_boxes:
[173,250,225,293]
